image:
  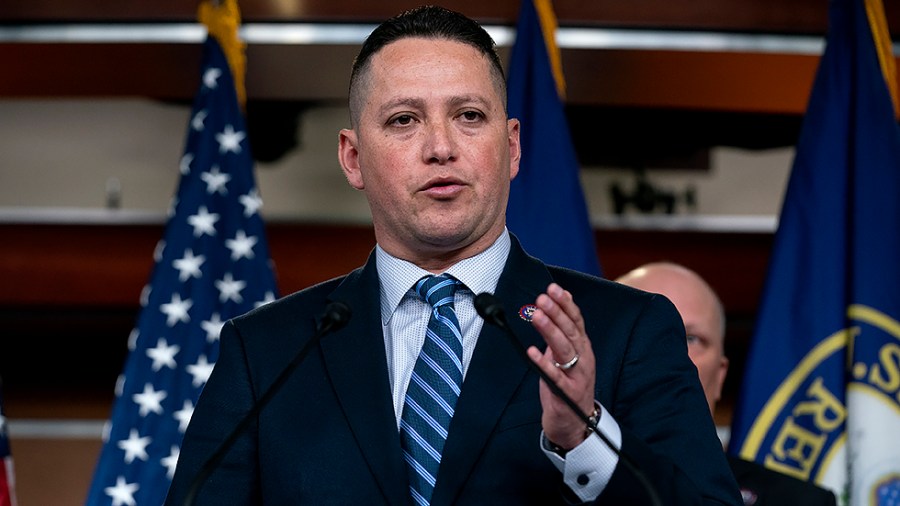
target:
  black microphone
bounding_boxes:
[474,293,661,506]
[182,301,352,506]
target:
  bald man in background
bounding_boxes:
[616,262,837,506]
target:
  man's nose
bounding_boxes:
[422,120,457,164]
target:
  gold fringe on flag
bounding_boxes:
[864,0,899,117]
[198,0,247,108]
[533,0,566,100]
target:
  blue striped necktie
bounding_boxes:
[400,274,464,506]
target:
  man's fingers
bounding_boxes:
[526,345,568,385]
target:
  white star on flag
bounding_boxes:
[132,383,167,417]
[146,338,180,371]
[215,272,246,303]
[201,166,232,195]
[187,206,220,237]
[187,355,215,388]
[173,399,194,433]
[226,230,258,261]
[191,109,207,131]
[202,67,221,89]
[166,197,179,219]
[255,291,277,308]
[154,240,166,263]
[104,476,139,506]
[239,188,263,217]
[162,446,180,480]
[114,375,126,398]
[173,249,205,282]
[201,312,225,342]
[139,284,151,307]
[160,293,192,327]
[216,124,245,154]
[127,329,140,352]
[118,429,152,464]
[179,153,194,175]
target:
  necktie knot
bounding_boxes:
[416,274,460,309]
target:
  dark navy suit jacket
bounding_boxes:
[728,456,837,506]
[165,236,741,505]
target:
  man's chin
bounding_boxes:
[419,223,501,253]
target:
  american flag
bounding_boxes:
[86,2,278,504]
[0,382,16,506]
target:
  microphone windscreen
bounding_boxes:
[319,301,352,333]
[474,292,505,325]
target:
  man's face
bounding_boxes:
[616,266,728,415]
[674,281,728,415]
[339,37,520,270]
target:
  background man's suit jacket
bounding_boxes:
[728,456,837,506]
[166,236,741,505]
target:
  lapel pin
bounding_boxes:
[518,304,537,322]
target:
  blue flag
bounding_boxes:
[728,0,900,502]
[0,384,15,506]
[86,2,278,504]
[506,0,601,275]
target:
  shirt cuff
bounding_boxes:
[540,402,622,502]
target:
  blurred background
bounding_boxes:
[2,0,899,503]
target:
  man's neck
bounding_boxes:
[377,228,507,274]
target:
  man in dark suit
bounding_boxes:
[165,6,741,505]
[617,262,837,506]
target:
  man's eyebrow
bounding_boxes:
[376,94,493,117]
[447,94,491,108]
[377,97,425,116]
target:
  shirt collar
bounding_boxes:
[375,230,511,325]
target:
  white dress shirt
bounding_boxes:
[376,231,510,424]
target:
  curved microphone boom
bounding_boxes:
[474,293,661,506]
[182,301,352,506]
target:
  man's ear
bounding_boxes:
[338,129,365,190]
[715,356,729,403]
[507,118,521,181]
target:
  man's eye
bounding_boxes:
[460,110,482,121]
[390,115,414,126]
[686,334,699,345]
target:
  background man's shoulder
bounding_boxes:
[728,455,837,506]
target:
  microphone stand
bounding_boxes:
[182,301,351,506]
[475,293,661,506]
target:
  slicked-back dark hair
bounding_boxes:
[348,5,506,126]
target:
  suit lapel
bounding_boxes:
[432,238,554,506]
[319,253,411,506]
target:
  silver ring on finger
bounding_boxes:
[553,353,579,371]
